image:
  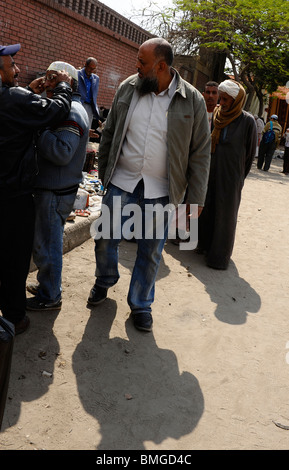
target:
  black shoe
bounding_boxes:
[26,297,62,311]
[87,285,107,306]
[15,315,30,335]
[132,312,153,332]
[171,236,190,246]
[194,246,205,254]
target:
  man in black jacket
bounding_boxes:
[0,43,72,334]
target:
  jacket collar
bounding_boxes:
[79,68,97,81]
[173,69,186,98]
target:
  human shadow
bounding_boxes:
[166,243,261,325]
[72,300,204,450]
[1,310,60,431]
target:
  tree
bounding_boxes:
[138,0,289,116]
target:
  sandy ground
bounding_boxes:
[1,157,289,451]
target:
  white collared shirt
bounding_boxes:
[207,111,213,128]
[110,74,177,199]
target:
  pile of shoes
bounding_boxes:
[80,170,103,196]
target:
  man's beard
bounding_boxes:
[136,75,159,96]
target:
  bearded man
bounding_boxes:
[197,79,257,270]
[87,37,211,332]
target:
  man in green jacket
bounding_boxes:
[88,38,211,332]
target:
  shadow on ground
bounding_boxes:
[72,299,204,450]
[164,242,261,326]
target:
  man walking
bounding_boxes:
[87,38,211,332]
[0,43,72,334]
[257,114,282,171]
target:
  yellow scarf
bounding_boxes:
[211,81,246,154]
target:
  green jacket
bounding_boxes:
[98,70,211,206]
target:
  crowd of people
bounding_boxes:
[0,38,286,338]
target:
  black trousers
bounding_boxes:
[0,193,35,324]
[283,147,289,174]
[257,140,276,171]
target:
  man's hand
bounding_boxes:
[28,76,45,94]
[186,204,203,230]
[89,129,99,138]
[55,70,72,85]
[29,70,72,94]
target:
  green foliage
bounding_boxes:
[147,0,289,97]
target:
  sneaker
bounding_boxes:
[15,315,30,335]
[26,297,62,311]
[87,285,108,306]
[26,282,39,295]
[131,312,153,332]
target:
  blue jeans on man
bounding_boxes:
[31,189,77,304]
[90,180,171,321]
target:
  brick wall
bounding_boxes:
[0,0,153,107]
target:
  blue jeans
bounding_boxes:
[93,181,171,314]
[32,189,77,303]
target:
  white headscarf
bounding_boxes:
[218,79,240,99]
[47,61,78,81]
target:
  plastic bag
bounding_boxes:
[73,188,90,210]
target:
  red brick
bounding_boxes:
[0,0,148,106]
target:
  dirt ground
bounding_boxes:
[1,157,289,451]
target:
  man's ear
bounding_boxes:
[158,60,167,72]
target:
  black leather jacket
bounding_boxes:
[0,82,72,199]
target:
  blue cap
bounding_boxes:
[0,43,20,57]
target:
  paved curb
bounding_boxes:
[63,212,99,254]
[29,212,99,272]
